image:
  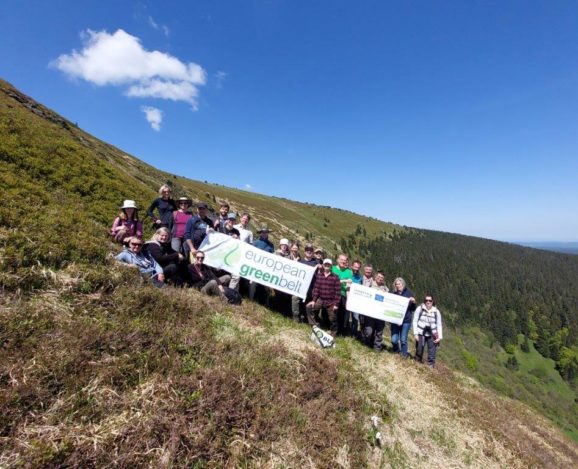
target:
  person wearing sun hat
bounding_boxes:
[275,238,291,258]
[171,197,193,254]
[253,224,274,253]
[110,199,143,245]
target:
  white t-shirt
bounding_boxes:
[234,223,254,244]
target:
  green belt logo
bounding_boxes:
[211,243,241,267]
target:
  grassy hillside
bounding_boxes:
[1,78,578,465]
[2,268,577,467]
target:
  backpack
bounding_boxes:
[223,287,242,305]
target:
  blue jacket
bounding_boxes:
[115,248,163,278]
[253,236,274,253]
[184,215,213,249]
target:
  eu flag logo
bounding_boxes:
[374,294,384,302]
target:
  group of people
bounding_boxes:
[111,185,443,367]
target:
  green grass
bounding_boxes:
[1,77,577,458]
[439,327,578,441]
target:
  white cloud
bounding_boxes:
[215,71,227,89]
[148,15,170,36]
[141,106,163,131]
[52,29,205,108]
[245,184,253,190]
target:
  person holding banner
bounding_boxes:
[362,272,389,351]
[184,203,213,258]
[291,244,317,322]
[413,294,443,367]
[390,277,416,358]
[350,260,363,337]
[306,259,341,336]
[234,213,254,244]
[213,201,230,232]
[250,224,274,305]
[332,254,354,336]
[274,238,292,316]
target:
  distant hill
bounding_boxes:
[516,242,578,255]
[1,78,577,465]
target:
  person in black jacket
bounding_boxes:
[144,228,187,285]
[147,184,177,230]
[188,251,231,297]
[390,277,417,357]
[291,243,318,322]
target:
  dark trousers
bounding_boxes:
[362,317,386,351]
[249,282,270,307]
[306,300,338,336]
[337,296,352,336]
[415,335,438,366]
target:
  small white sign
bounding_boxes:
[310,325,335,348]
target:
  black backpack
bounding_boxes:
[223,287,242,305]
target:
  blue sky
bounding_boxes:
[2,1,577,242]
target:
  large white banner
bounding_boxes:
[346,283,409,325]
[198,232,316,299]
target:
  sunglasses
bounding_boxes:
[424,299,433,303]
[130,243,143,247]
[196,256,205,260]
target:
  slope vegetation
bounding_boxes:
[1,78,577,466]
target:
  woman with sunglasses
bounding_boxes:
[171,197,193,253]
[188,251,231,298]
[413,294,443,368]
[115,236,165,288]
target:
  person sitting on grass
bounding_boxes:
[115,236,165,288]
[144,227,187,286]
[188,250,231,299]
[110,199,143,245]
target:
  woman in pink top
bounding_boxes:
[171,197,193,254]
[110,200,143,245]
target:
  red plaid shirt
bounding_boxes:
[312,271,341,307]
